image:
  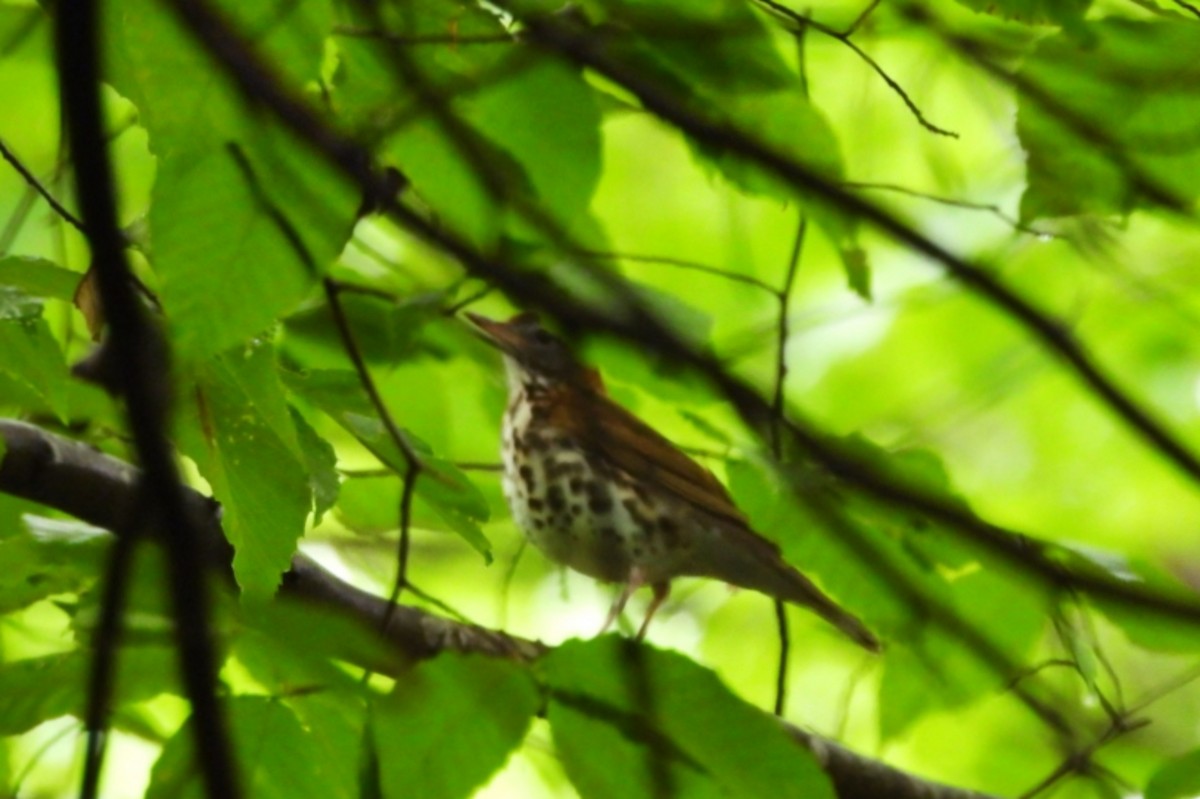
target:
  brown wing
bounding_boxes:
[549,386,754,530]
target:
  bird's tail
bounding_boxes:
[771,567,881,652]
[700,527,881,652]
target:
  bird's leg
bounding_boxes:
[600,567,648,635]
[600,583,637,634]
[635,581,671,641]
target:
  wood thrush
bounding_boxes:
[467,311,879,651]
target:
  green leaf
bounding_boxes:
[286,371,492,559]
[583,0,794,98]
[686,91,866,296]
[1146,748,1200,799]
[693,92,843,203]
[234,592,400,687]
[282,290,445,369]
[290,406,341,524]
[341,413,493,560]
[0,647,177,736]
[328,0,511,137]
[0,288,70,420]
[0,256,81,301]
[1018,20,1200,220]
[467,53,603,239]
[543,637,835,799]
[373,654,539,799]
[728,449,1047,739]
[176,339,312,600]
[0,652,85,736]
[147,696,344,799]
[0,517,107,613]
[952,0,1091,28]
[105,0,358,359]
[386,116,507,250]
[332,5,602,248]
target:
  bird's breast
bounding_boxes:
[501,396,695,584]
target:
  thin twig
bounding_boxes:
[498,537,529,629]
[455,461,504,471]
[843,0,883,36]
[1015,650,1200,798]
[754,0,957,138]
[844,181,1057,238]
[322,278,423,624]
[332,25,516,45]
[0,136,87,233]
[570,249,779,295]
[769,216,807,453]
[769,214,807,717]
[404,580,472,624]
[442,283,495,315]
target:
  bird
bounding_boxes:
[466,310,879,651]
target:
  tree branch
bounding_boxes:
[0,418,1000,799]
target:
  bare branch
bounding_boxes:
[322,278,423,621]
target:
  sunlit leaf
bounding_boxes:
[0,288,69,420]
[291,406,341,524]
[543,637,836,799]
[0,647,177,736]
[1018,20,1200,220]
[0,256,80,301]
[728,448,1048,739]
[373,654,539,799]
[1146,747,1200,799]
[953,0,1090,28]
[0,517,107,613]
[176,339,312,599]
[147,696,343,799]
[105,0,358,359]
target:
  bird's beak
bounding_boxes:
[464,312,523,356]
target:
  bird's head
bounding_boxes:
[466,311,590,392]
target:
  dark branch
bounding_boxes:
[53,1,237,794]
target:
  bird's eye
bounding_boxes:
[532,330,555,345]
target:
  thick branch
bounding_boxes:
[0,419,997,799]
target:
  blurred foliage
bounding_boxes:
[1,0,1200,796]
